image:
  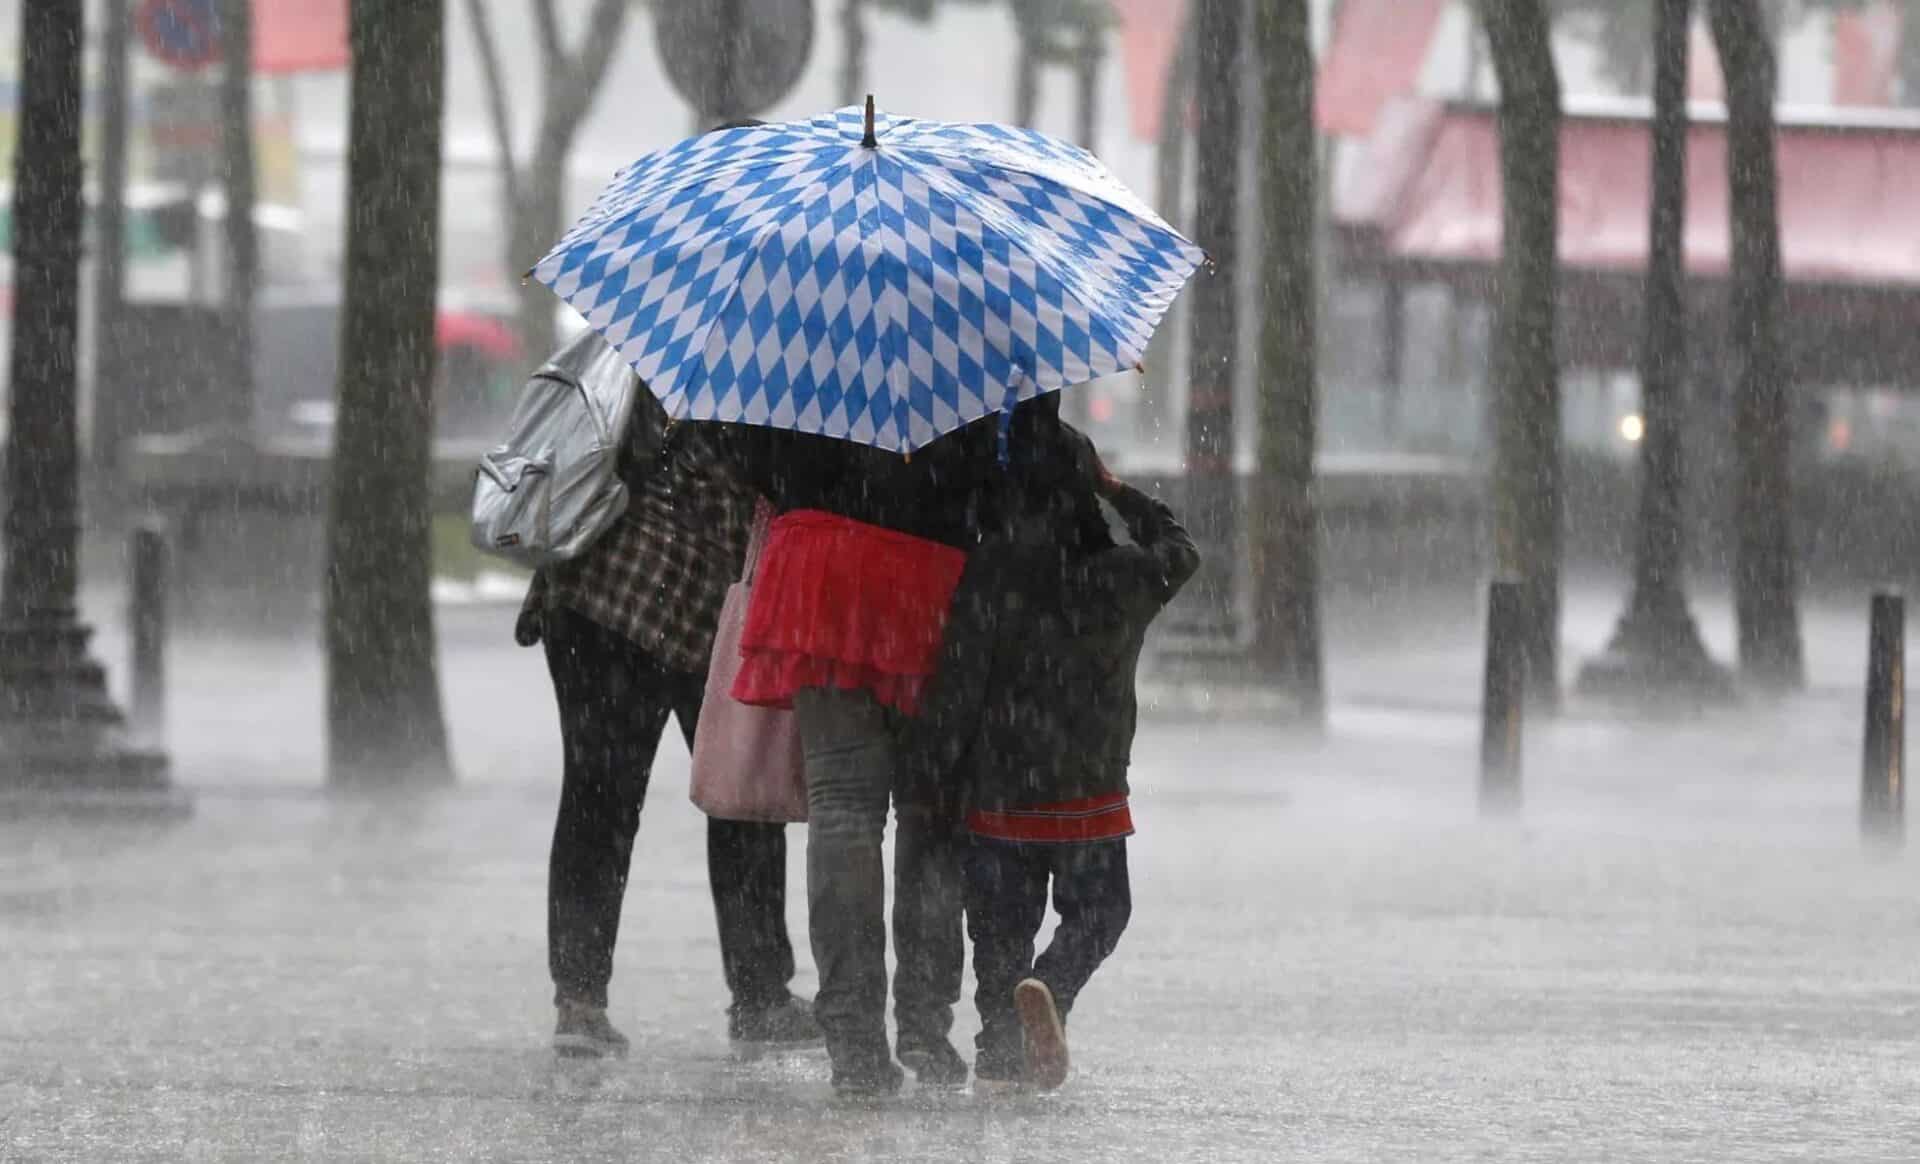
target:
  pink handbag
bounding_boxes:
[690,503,808,822]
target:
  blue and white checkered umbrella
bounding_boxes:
[531,102,1204,454]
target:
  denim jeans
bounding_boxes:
[962,837,1131,1072]
[544,608,796,1011]
[892,796,965,1051]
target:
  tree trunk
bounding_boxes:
[1015,22,1041,126]
[1060,14,1105,432]
[1709,0,1802,688]
[1,0,169,797]
[1582,0,1730,699]
[3,0,86,627]
[220,0,258,432]
[839,0,867,107]
[1480,0,1563,705]
[325,0,452,788]
[510,167,565,367]
[471,0,634,363]
[1181,0,1245,636]
[1251,0,1324,719]
[1140,2,1198,443]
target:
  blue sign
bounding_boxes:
[137,0,223,72]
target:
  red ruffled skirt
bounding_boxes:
[732,510,968,716]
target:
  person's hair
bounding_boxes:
[999,401,1112,557]
[710,117,768,132]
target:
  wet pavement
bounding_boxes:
[4,586,1918,1161]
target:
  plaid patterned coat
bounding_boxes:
[517,390,753,676]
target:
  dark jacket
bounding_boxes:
[714,421,999,549]
[906,482,1200,817]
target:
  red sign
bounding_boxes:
[253,0,349,74]
[137,0,223,72]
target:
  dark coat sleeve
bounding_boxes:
[1104,483,1202,611]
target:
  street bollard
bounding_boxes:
[129,521,168,744]
[1480,578,1526,816]
[1862,590,1905,849]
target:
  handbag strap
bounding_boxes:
[741,499,774,584]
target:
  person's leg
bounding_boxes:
[1031,839,1132,1020]
[961,838,1049,1081]
[795,686,900,1092]
[891,797,966,1081]
[665,675,811,1042]
[544,610,674,1053]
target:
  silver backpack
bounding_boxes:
[470,331,642,569]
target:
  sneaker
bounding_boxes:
[553,1003,630,1060]
[897,1033,969,1087]
[1014,978,1069,1091]
[728,996,824,1046]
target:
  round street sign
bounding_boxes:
[137,0,223,72]
[655,0,816,121]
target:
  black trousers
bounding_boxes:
[961,837,1131,1070]
[544,608,796,1011]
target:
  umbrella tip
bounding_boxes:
[862,95,878,149]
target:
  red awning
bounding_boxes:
[1337,99,1920,289]
[252,0,348,74]
[1110,0,1442,142]
[1315,0,1446,137]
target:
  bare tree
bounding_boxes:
[1480,0,1563,705]
[1709,0,1803,688]
[1250,0,1324,719]
[325,0,453,788]
[466,0,635,362]
[1581,0,1732,700]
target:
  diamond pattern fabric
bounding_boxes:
[533,106,1204,453]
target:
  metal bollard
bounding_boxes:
[1480,578,1526,816]
[129,521,168,744]
[1862,590,1905,848]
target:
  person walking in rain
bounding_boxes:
[516,331,819,1058]
[910,406,1198,1088]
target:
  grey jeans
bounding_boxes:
[794,686,962,1065]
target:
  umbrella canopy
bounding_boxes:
[532,103,1203,454]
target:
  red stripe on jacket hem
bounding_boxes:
[967,794,1134,843]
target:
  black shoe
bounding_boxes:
[831,1054,905,1097]
[728,996,824,1046]
[553,1003,630,1060]
[897,1034,968,1087]
[973,1049,1024,1090]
